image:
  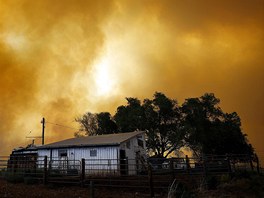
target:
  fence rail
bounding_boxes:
[0,154,261,192]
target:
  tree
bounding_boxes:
[75,112,98,136]
[145,92,185,157]
[97,112,118,135]
[114,92,185,158]
[114,97,145,132]
[75,92,254,158]
[181,93,254,156]
[75,112,117,136]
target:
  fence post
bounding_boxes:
[148,164,154,198]
[90,180,94,198]
[43,156,48,185]
[81,158,85,187]
[11,157,15,175]
[186,155,190,174]
[203,154,207,177]
[249,154,254,171]
[226,154,232,175]
[255,154,260,175]
[170,158,175,180]
[202,154,208,189]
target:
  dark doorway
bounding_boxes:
[120,149,128,175]
[58,149,68,171]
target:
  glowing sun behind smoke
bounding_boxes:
[93,53,116,97]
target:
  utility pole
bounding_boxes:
[41,117,45,145]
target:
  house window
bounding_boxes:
[126,141,131,149]
[90,149,97,157]
[58,149,67,157]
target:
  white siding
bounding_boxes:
[37,149,49,168]
[120,134,147,175]
[37,146,119,174]
[71,146,118,160]
[74,147,119,175]
[36,133,146,175]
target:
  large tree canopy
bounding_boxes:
[181,93,254,156]
[114,92,185,157]
[143,92,184,157]
[114,97,145,132]
[75,92,254,157]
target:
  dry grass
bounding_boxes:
[0,179,161,198]
[196,174,264,198]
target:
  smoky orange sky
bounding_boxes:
[0,0,263,162]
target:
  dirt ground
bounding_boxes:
[0,179,163,198]
[196,174,264,198]
[1,175,264,198]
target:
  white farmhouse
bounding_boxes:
[37,131,147,175]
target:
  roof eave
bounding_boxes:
[39,143,120,150]
[120,131,146,144]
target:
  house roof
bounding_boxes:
[39,131,145,149]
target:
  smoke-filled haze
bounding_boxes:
[0,0,263,161]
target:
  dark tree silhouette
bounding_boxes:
[145,92,185,157]
[97,112,118,135]
[114,92,185,157]
[75,92,254,158]
[181,93,254,156]
[114,97,145,132]
[75,112,98,136]
[75,112,117,136]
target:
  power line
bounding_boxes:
[26,136,42,138]
[46,121,80,131]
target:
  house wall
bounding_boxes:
[120,133,147,175]
[38,146,119,175]
[36,132,147,175]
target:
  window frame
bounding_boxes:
[90,149,97,157]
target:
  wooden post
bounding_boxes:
[43,156,48,185]
[10,156,15,175]
[203,154,207,177]
[148,164,154,198]
[186,155,190,174]
[41,117,45,145]
[249,154,254,171]
[202,154,208,189]
[170,158,175,180]
[81,158,85,187]
[226,154,232,175]
[256,154,260,175]
[90,180,94,198]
